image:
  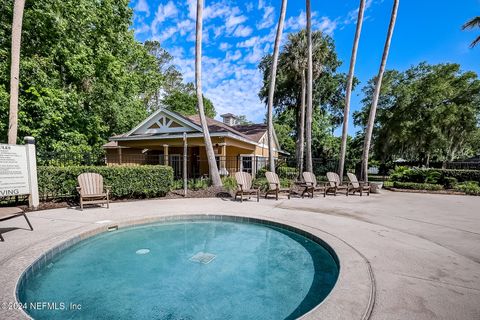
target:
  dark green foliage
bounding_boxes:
[354,63,480,164]
[389,167,480,188]
[0,1,188,162]
[221,176,238,191]
[38,165,173,200]
[455,181,480,195]
[258,30,354,159]
[253,178,292,192]
[162,88,216,118]
[277,166,298,180]
[392,182,443,191]
[187,178,211,191]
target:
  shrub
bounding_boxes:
[256,166,298,180]
[171,180,184,190]
[442,177,458,189]
[256,167,267,179]
[392,181,443,191]
[277,166,298,180]
[454,181,480,195]
[221,176,237,191]
[253,178,293,192]
[187,178,210,191]
[389,166,412,182]
[389,167,480,186]
[38,165,173,200]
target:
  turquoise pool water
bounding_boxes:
[18,220,339,319]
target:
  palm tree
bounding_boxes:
[305,0,313,173]
[361,0,399,182]
[266,0,288,173]
[195,0,222,186]
[338,0,366,182]
[8,0,26,144]
[462,16,480,48]
[282,30,325,177]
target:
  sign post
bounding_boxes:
[183,132,188,197]
[0,136,39,208]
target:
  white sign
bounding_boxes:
[0,144,30,197]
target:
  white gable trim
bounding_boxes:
[256,131,282,153]
[125,107,203,137]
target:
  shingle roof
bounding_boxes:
[232,124,267,142]
[185,115,259,142]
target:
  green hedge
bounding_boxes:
[253,177,292,192]
[454,181,480,195]
[38,165,173,200]
[392,181,443,191]
[390,167,480,186]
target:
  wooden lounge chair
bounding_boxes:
[234,172,259,202]
[265,171,291,200]
[77,173,111,210]
[326,172,349,196]
[301,172,326,198]
[0,207,33,241]
[347,173,371,196]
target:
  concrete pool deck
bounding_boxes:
[1,191,479,319]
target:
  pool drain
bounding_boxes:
[136,249,150,255]
[190,252,216,264]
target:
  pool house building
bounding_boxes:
[103,108,283,177]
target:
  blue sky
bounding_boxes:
[130,0,480,136]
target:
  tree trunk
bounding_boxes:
[266,0,288,173]
[8,0,26,144]
[195,0,222,186]
[295,69,306,178]
[305,0,313,172]
[338,0,366,183]
[361,0,399,182]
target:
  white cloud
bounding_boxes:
[316,17,337,35]
[345,0,374,24]
[226,12,247,31]
[233,25,253,37]
[134,23,150,35]
[134,0,150,17]
[285,11,337,36]
[226,50,242,61]
[151,1,179,33]
[153,26,178,43]
[219,42,232,51]
[177,19,195,36]
[257,6,275,30]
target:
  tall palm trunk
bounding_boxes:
[267,0,288,173]
[305,0,313,172]
[195,0,222,186]
[338,0,366,182]
[361,0,399,182]
[296,69,306,178]
[8,0,26,144]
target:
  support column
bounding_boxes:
[163,144,169,166]
[24,136,39,209]
[118,147,122,165]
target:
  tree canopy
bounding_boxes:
[162,84,216,118]
[0,0,214,162]
[258,29,352,158]
[354,62,480,164]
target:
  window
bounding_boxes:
[240,155,253,174]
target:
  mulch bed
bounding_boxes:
[383,187,467,196]
[5,185,313,212]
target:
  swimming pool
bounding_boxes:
[18,218,339,319]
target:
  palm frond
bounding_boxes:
[470,35,480,48]
[462,16,480,30]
